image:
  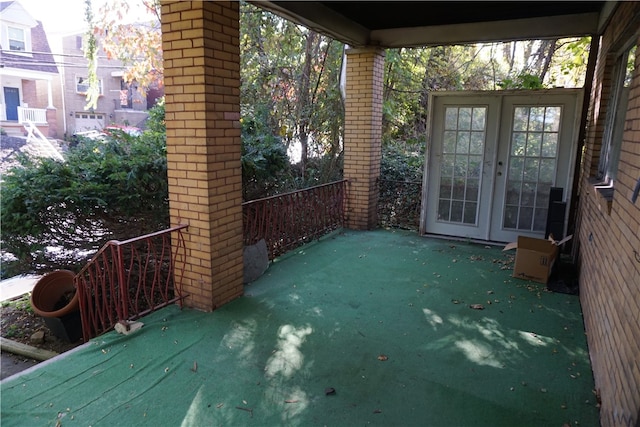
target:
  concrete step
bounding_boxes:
[1,127,25,137]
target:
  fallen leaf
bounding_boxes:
[191,361,198,372]
[325,387,336,395]
[377,354,388,361]
[284,399,299,403]
[373,409,382,414]
[469,304,485,310]
[216,403,224,408]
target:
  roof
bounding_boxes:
[0,1,15,12]
[251,1,611,48]
[0,1,58,74]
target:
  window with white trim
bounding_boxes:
[8,26,26,51]
[76,76,104,95]
[597,43,636,187]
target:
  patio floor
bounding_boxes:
[1,229,599,426]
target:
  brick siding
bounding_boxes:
[161,1,243,311]
[578,2,640,425]
[344,48,385,229]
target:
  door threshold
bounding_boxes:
[419,232,507,247]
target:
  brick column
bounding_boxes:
[343,48,385,229]
[46,107,57,138]
[161,1,243,311]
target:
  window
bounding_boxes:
[597,43,636,186]
[76,76,103,95]
[8,26,26,51]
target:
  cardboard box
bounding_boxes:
[503,235,572,284]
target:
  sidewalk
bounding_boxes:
[0,275,40,302]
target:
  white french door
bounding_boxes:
[421,90,581,243]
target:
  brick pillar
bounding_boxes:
[162,1,243,311]
[46,107,57,138]
[343,48,385,230]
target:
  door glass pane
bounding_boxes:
[472,108,486,130]
[541,133,558,157]
[443,131,457,153]
[436,106,487,225]
[458,108,472,130]
[451,201,464,222]
[470,132,484,154]
[503,106,561,232]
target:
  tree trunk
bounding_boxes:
[538,39,557,83]
[296,31,318,179]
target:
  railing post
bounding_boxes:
[115,244,128,320]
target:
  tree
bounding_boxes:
[83,0,99,110]
[240,3,344,187]
[95,0,163,90]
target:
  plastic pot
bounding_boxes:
[30,270,82,342]
[30,270,79,317]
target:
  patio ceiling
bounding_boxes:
[251,1,612,47]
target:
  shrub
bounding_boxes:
[0,103,168,278]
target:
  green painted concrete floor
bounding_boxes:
[1,229,599,426]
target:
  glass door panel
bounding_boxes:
[436,106,486,226]
[503,106,560,232]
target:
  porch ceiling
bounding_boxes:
[250,1,610,47]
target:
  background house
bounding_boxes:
[0,1,63,138]
[60,31,163,135]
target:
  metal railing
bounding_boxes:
[17,106,47,124]
[243,179,347,260]
[76,224,188,341]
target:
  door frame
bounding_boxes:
[419,89,583,243]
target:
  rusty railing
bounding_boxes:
[243,179,347,260]
[76,224,188,341]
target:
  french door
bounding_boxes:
[420,90,581,243]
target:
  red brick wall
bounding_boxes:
[21,80,38,107]
[578,2,640,425]
[344,48,385,229]
[162,1,243,311]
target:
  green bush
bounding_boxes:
[378,141,424,230]
[241,116,292,200]
[0,102,169,278]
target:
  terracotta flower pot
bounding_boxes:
[30,270,79,318]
